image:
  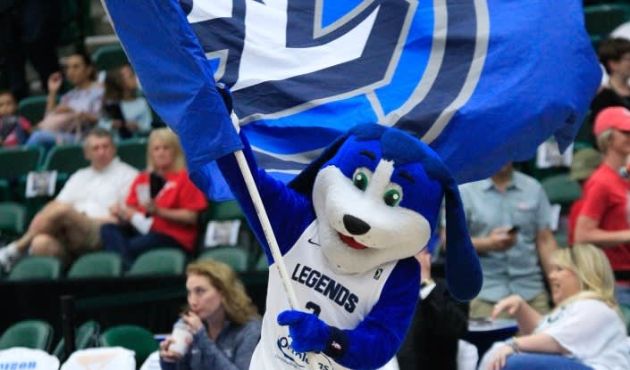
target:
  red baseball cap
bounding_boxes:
[593,107,630,136]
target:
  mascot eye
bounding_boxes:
[352,169,370,191]
[383,188,402,207]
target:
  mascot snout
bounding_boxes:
[343,214,371,235]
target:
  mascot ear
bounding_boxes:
[442,178,483,301]
[288,134,349,196]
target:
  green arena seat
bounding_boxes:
[52,320,100,361]
[18,95,48,124]
[127,248,186,276]
[209,200,245,221]
[254,253,269,271]
[67,252,123,278]
[0,320,53,351]
[198,246,249,272]
[100,325,157,365]
[93,44,129,71]
[541,174,582,207]
[117,138,147,170]
[42,144,89,176]
[0,146,44,180]
[0,202,27,237]
[8,256,61,281]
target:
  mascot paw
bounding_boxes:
[277,310,330,353]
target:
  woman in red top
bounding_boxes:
[102,128,208,266]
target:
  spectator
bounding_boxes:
[574,107,630,305]
[459,162,558,319]
[0,89,31,146]
[397,247,469,370]
[0,0,61,100]
[101,128,207,266]
[478,244,630,370]
[590,38,630,119]
[0,128,137,271]
[159,259,261,370]
[26,52,103,150]
[98,65,151,140]
[567,148,602,245]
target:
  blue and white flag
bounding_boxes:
[104,0,600,190]
[180,0,601,183]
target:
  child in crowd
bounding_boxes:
[0,90,32,147]
[98,65,152,140]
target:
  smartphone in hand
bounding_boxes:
[508,225,520,234]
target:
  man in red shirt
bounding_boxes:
[575,107,630,304]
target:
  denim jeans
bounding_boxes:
[26,130,77,151]
[503,353,593,370]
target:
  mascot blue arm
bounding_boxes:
[212,132,314,261]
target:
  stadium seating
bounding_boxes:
[117,138,147,170]
[42,144,89,189]
[8,256,61,281]
[541,174,582,207]
[0,146,44,201]
[100,324,158,365]
[42,144,89,175]
[254,254,269,271]
[67,252,123,279]
[93,44,129,71]
[0,146,44,179]
[52,320,100,361]
[17,95,48,125]
[0,202,27,238]
[199,246,249,272]
[203,200,262,266]
[209,200,245,221]
[0,320,53,351]
[127,248,186,276]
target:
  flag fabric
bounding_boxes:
[104,0,600,189]
[180,0,601,183]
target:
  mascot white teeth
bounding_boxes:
[103,0,482,368]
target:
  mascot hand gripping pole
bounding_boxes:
[103,0,482,369]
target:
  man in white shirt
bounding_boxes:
[0,128,137,271]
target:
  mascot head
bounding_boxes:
[290,124,482,300]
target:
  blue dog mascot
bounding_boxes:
[103,0,482,368]
[209,124,483,370]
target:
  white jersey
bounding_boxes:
[250,221,398,370]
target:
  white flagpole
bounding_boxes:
[232,143,321,370]
[232,150,301,308]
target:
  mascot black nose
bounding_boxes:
[343,214,371,235]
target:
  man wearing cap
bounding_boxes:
[575,106,630,304]
[567,148,602,245]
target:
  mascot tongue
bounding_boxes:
[338,233,368,250]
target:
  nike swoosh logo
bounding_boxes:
[308,238,320,246]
